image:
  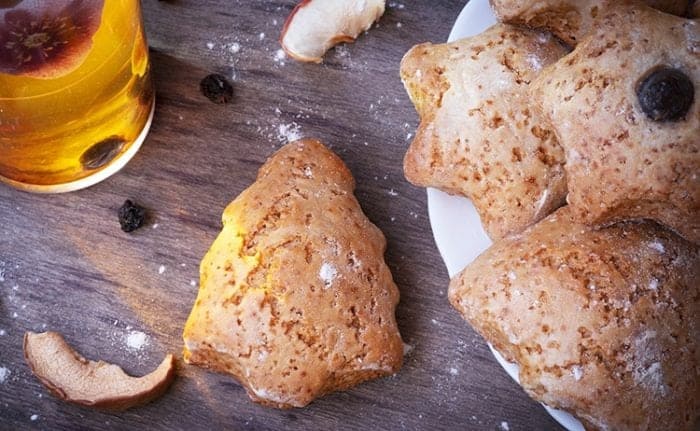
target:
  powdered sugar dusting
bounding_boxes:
[125,331,149,352]
[273,49,286,66]
[319,263,338,288]
[630,330,669,396]
[571,365,583,381]
[648,278,659,291]
[648,241,665,254]
[0,366,9,384]
[277,123,303,143]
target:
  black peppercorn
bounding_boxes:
[200,73,233,104]
[118,200,147,232]
[637,66,694,122]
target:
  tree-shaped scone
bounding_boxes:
[183,139,403,408]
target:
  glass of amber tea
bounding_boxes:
[0,0,154,192]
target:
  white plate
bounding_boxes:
[427,1,585,430]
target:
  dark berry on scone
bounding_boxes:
[637,66,694,122]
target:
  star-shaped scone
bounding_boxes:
[489,0,689,46]
[449,206,699,431]
[531,3,699,243]
[183,139,403,408]
[401,24,569,240]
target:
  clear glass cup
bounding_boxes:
[0,0,154,193]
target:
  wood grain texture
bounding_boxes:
[0,1,563,430]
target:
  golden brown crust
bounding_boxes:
[401,24,569,240]
[531,4,700,243]
[489,0,689,45]
[182,139,403,408]
[449,207,700,431]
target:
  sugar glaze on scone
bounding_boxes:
[449,207,699,431]
[531,3,699,243]
[489,0,689,46]
[401,24,569,240]
[183,139,403,408]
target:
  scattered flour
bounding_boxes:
[206,42,215,50]
[449,367,459,376]
[500,421,510,431]
[277,123,303,143]
[190,280,197,287]
[319,263,338,288]
[0,329,5,336]
[229,42,241,53]
[30,414,38,421]
[631,330,668,396]
[158,265,166,275]
[125,331,149,352]
[648,278,659,291]
[648,241,665,253]
[388,189,398,197]
[0,366,9,383]
[273,49,286,66]
[571,365,583,381]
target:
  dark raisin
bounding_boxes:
[80,136,125,170]
[200,73,233,104]
[636,66,694,122]
[118,200,146,232]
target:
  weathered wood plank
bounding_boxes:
[0,1,562,429]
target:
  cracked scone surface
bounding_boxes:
[401,24,569,240]
[449,207,699,431]
[489,0,689,46]
[531,4,699,243]
[183,139,403,408]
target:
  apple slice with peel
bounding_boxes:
[280,0,385,63]
[24,331,175,411]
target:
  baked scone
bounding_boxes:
[489,0,689,46]
[449,207,700,431]
[401,24,569,240]
[531,4,699,243]
[183,139,403,408]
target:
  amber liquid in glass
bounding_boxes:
[0,0,153,192]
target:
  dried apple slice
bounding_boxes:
[24,331,175,411]
[280,0,385,63]
[0,0,104,78]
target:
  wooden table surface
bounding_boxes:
[0,1,563,430]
